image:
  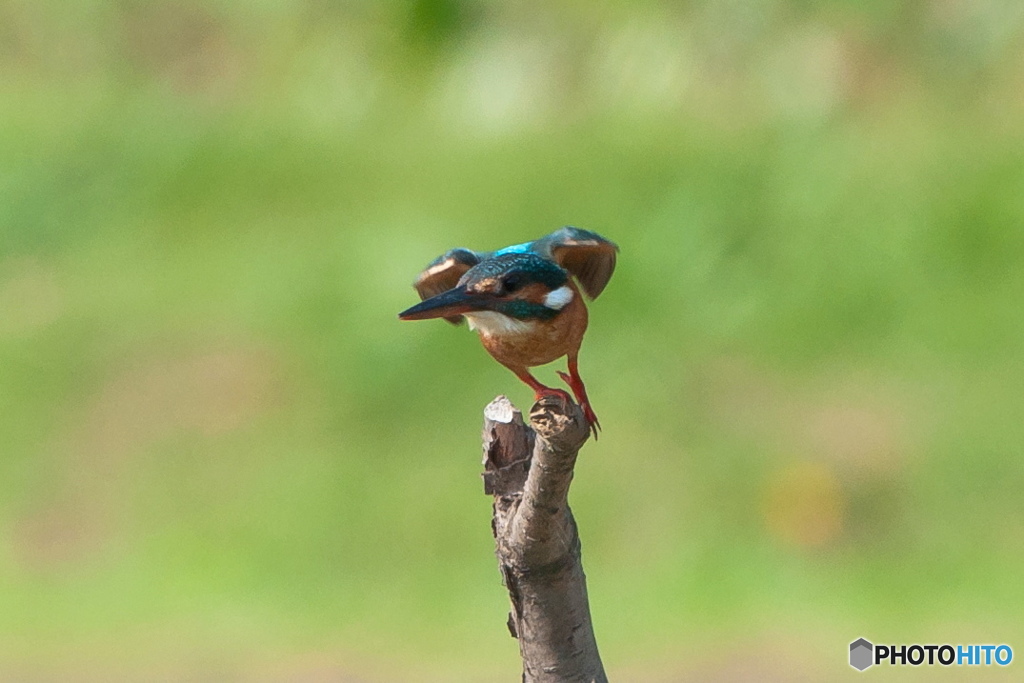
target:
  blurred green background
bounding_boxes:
[2,0,1023,680]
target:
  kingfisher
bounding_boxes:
[398,227,618,437]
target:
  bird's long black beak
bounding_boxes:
[398,287,490,321]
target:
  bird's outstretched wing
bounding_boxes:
[534,227,619,299]
[413,248,482,324]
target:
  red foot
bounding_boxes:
[513,363,599,439]
[534,386,573,404]
[557,370,601,439]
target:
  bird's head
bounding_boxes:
[398,253,575,323]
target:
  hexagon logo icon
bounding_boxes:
[850,638,873,671]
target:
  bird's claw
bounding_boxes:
[535,387,573,404]
[581,402,600,439]
[555,371,600,439]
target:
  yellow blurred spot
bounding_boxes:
[762,462,846,548]
[0,257,64,338]
[85,347,284,453]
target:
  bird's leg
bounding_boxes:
[509,365,573,404]
[557,353,600,438]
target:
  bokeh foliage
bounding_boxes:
[1,0,1023,679]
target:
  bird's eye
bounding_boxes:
[502,275,522,293]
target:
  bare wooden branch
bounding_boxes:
[483,395,607,683]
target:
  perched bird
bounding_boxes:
[398,227,618,437]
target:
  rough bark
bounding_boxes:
[482,395,607,683]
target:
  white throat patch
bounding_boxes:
[464,311,534,336]
[543,286,574,310]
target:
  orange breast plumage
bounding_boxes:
[473,282,589,368]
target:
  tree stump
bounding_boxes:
[482,394,607,683]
